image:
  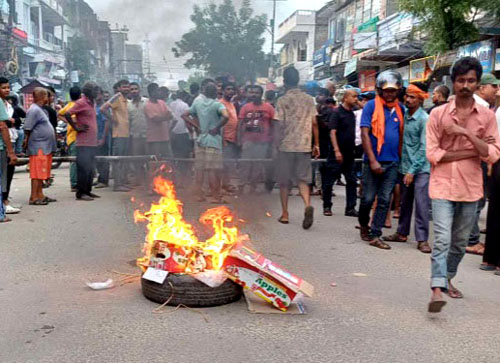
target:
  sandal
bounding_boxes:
[43,197,57,203]
[447,286,463,299]
[428,296,447,313]
[369,238,391,250]
[302,206,314,230]
[383,233,408,243]
[479,264,496,271]
[0,217,12,223]
[29,199,49,206]
[278,216,289,225]
[466,243,485,255]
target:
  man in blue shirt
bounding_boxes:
[383,83,432,254]
[359,70,404,249]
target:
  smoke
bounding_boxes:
[87,0,326,78]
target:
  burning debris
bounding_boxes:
[134,176,242,274]
[134,176,313,311]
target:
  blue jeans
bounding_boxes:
[431,199,478,290]
[358,161,399,237]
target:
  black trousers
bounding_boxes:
[320,157,357,211]
[484,162,500,266]
[96,142,110,185]
[76,146,97,197]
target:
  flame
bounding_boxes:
[135,176,241,273]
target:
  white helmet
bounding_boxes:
[376,70,403,90]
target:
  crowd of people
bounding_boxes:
[0,57,499,313]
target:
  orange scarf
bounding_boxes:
[372,95,404,155]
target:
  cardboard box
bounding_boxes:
[224,245,314,311]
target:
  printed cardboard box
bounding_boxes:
[223,245,314,311]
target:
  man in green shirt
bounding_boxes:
[383,83,432,253]
[182,82,228,203]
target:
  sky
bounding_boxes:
[85,0,327,82]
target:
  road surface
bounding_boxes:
[1,167,499,363]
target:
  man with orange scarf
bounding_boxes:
[383,83,432,254]
[358,70,404,250]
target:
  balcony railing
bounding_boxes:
[40,0,64,17]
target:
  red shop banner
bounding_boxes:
[358,70,377,92]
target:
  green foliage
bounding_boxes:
[68,36,92,83]
[172,0,268,83]
[186,71,206,88]
[400,0,500,54]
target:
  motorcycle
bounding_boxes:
[52,121,68,169]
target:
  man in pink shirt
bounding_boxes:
[426,57,500,313]
[144,83,174,158]
[66,82,101,201]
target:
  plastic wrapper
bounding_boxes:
[86,279,114,290]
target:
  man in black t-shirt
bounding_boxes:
[43,87,58,129]
[322,88,359,217]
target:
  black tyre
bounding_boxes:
[141,273,243,307]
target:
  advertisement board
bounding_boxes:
[410,56,435,82]
[457,40,496,73]
[496,49,500,71]
[358,70,377,91]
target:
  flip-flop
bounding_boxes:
[29,199,48,206]
[302,206,314,230]
[0,217,12,223]
[428,297,447,313]
[383,233,408,242]
[447,287,464,299]
[479,264,496,271]
[278,217,289,225]
[466,244,485,255]
[369,238,391,250]
[43,197,57,203]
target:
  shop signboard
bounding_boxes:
[344,58,358,77]
[313,48,325,68]
[410,56,435,82]
[353,16,378,51]
[378,13,417,55]
[495,49,500,71]
[457,40,495,73]
[358,70,377,92]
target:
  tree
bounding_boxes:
[172,0,268,83]
[67,36,92,83]
[400,0,500,54]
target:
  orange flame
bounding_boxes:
[135,176,241,273]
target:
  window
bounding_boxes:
[298,47,307,62]
[386,0,399,17]
[336,18,346,43]
[329,18,336,40]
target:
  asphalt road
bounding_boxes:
[1,166,499,363]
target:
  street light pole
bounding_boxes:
[270,0,277,81]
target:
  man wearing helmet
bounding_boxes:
[358,70,405,250]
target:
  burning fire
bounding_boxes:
[134,176,241,273]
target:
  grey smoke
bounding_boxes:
[86,0,325,78]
